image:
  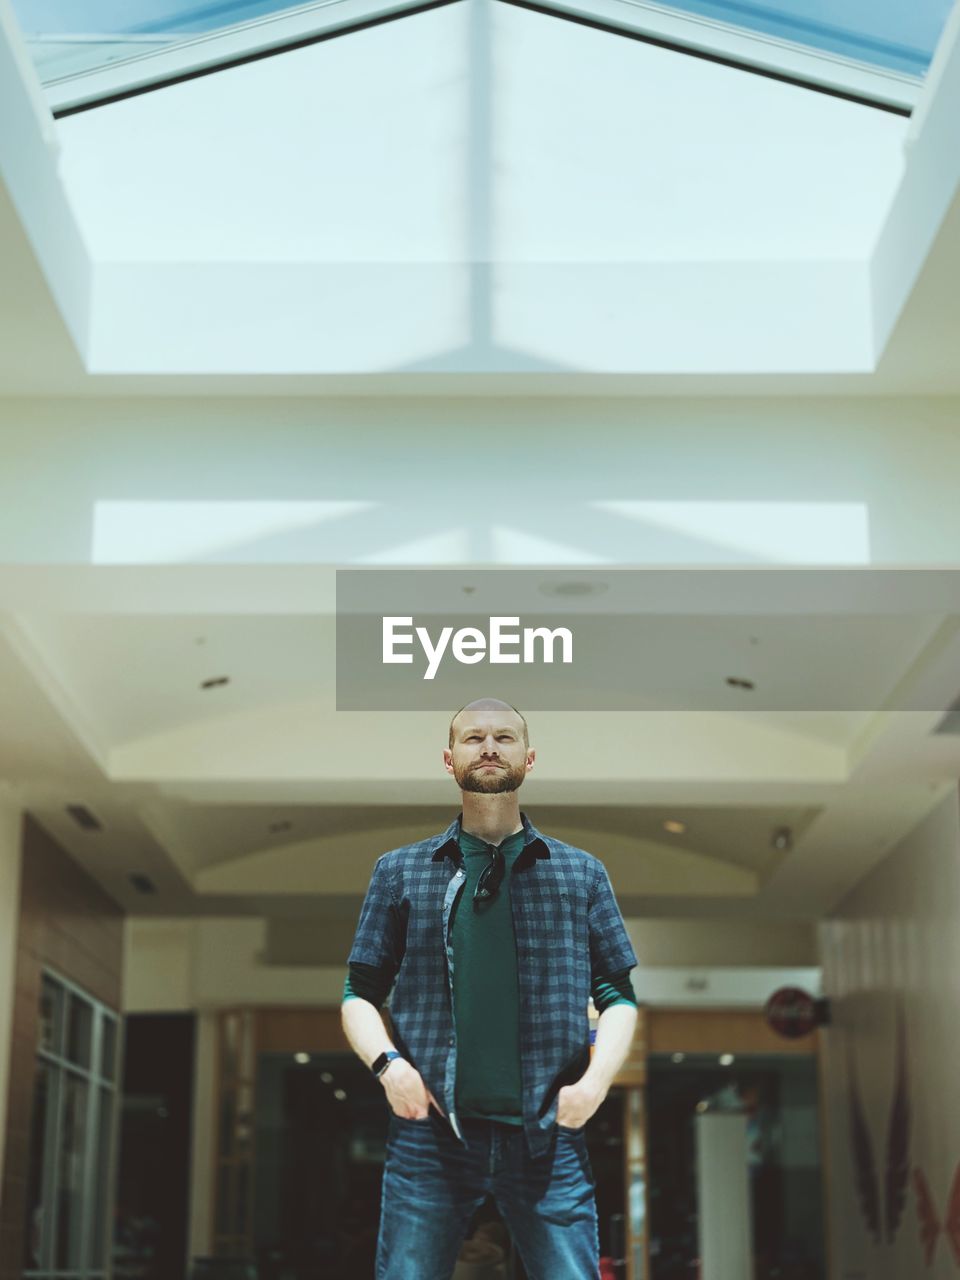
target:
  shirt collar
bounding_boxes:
[429,811,550,864]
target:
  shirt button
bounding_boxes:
[448,1036,455,1046]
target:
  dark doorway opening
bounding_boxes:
[114,1012,196,1280]
[646,1053,826,1280]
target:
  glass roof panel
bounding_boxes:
[12,0,325,84]
[10,0,954,108]
[649,0,953,77]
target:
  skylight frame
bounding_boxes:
[34,0,922,115]
[511,0,921,112]
[43,0,453,114]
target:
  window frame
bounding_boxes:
[512,0,921,111]
[41,0,451,115]
[34,0,922,117]
[23,968,121,1280]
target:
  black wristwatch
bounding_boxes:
[371,1050,403,1079]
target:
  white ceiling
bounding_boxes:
[2,588,958,962]
[2,1,960,964]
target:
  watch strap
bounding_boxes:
[372,1049,403,1078]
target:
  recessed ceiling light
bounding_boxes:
[725,676,755,690]
[671,1052,685,1063]
[719,1053,735,1066]
[771,826,793,851]
[663,819,686,835]
[66,804,102,832]
[200,676,230,690]
[293,1052,310,1065]
[538,579,609,598]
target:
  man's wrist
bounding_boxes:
[578,1070,611,1099]
[371,1049,403,1078]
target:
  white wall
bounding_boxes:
[124,915,818,1017]
[3,396,960,568]
[819,789,960,1279]
[628,919,816,968]
[123,917,349,1014]
[0,0,90,352]
[0,790,21,1186]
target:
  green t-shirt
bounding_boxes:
[451,827,527,1124]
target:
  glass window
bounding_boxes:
[654,0,952,77]
[90,1087,114,1269]
[66,995,93,1070]
[55,1073,90,1269]
[100,1017,117,1083]
[11,0,328,83]
[26,970,119,1280]
[11,0,950,117]
[23,1061,55,1272]
[38,976,63,1055]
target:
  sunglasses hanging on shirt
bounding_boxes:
[473,843,505,905]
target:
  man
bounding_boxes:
[341,698,639,1279]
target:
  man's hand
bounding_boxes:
[380,1058,444,1120]
[556,1078,606,1129]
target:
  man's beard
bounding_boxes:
[454,759,526,794]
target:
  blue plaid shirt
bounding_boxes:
[346,811,638,1158]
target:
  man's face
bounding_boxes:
[443,705,534,794]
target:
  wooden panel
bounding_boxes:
[212,1010,257,1258]
[256,1007,350,1056]
[646,1008,818,1056]
[621,1084,648,1280]
[0,814,124,1276]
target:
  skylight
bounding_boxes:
[13,0,428,111]
[10,0,955,113]
[648,0,952,77]
[15,0,323,81]
[538,0,955,111]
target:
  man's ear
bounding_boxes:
[442,748,455,774]
[525,748,536,771]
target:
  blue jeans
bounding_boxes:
[376,1112,600,1279]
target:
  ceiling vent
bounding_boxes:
[66,804,102,832]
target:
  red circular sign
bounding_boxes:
[764,987,819,1039]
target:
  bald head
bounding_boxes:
[448,699,529,750]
